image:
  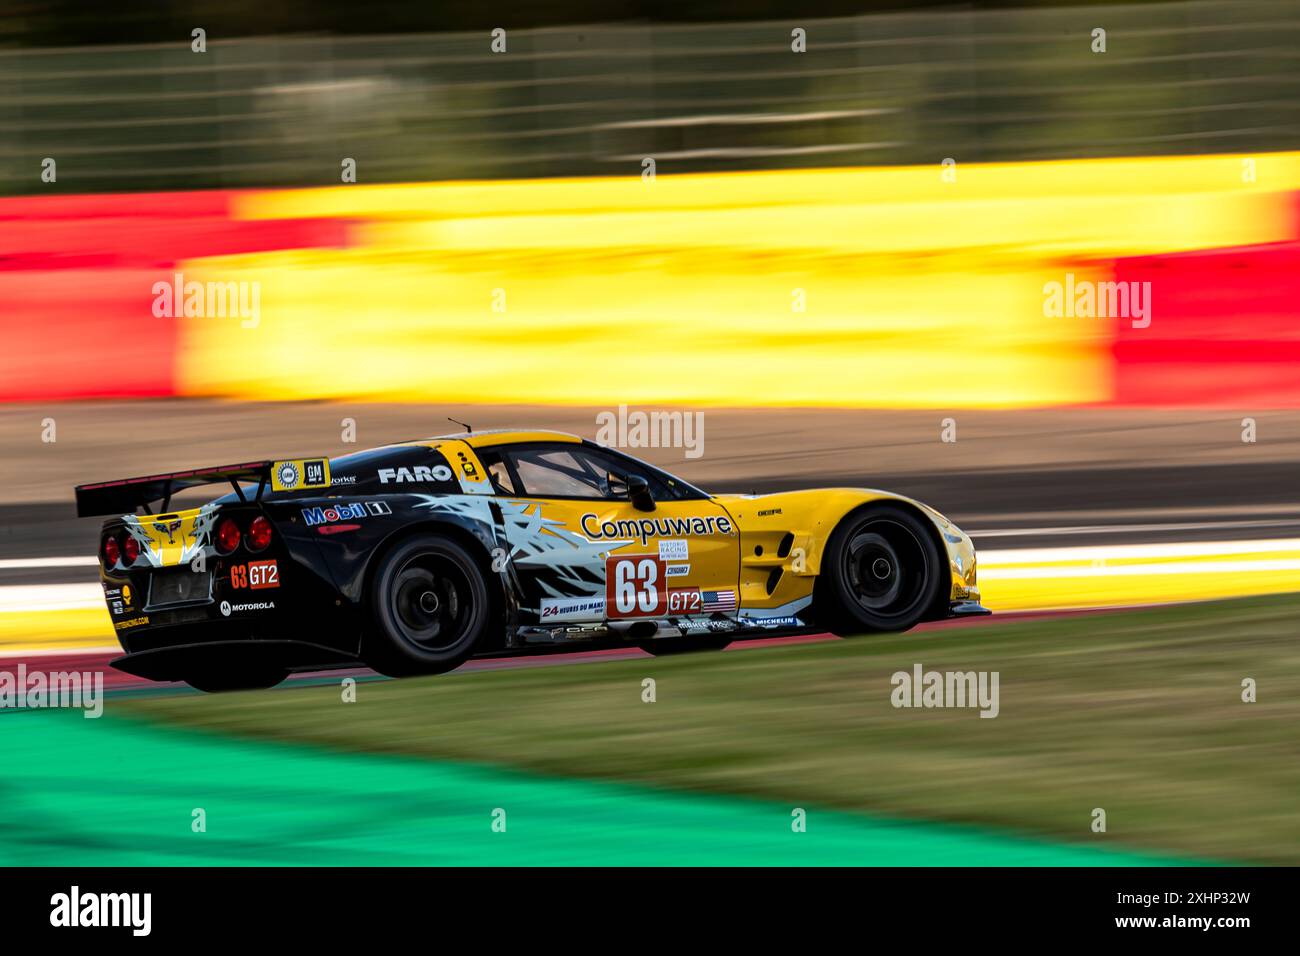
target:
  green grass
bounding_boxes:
[122,594,1300,863]
[4,710,1176,865]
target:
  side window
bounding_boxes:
[509,449,607,498]
[583,447,694,500]
[486,458,515,495]
[477,443,704,501]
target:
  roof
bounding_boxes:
[401,429,584,450]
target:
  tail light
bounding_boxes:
[121,534,140,564]
[247,516,273,552]
[216,517,241,554]
[102,535,120,567]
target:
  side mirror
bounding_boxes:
[626,474,656,512]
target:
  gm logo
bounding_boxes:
[304,459,327,485]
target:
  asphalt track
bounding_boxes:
[4,401,1298,508]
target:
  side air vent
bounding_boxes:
[777,533,794,558]
[766,567,783,595]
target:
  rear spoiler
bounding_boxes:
[74,457,331,517]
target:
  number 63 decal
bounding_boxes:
[606,555,700,618]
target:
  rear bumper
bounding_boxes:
[112,639,361,682]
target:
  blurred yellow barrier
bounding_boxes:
[353,192,1284,258]
[0,608,115,653]
[178,255,1107,406]
[979,539,1300,611]
[177,152,1300,407]
[234,152,1300,221]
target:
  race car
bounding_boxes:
[76,429,988,691]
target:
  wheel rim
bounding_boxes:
[390,553,475,651]
[842,519,930,619]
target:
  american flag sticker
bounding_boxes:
[700,590,737,612]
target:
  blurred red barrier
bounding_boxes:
[0,269,180,399]
[1112,240,1300,406]
[0,218,350,270]
[0,191,235,220]
[0,191,351,400]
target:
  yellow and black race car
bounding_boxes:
[76,429,988,691]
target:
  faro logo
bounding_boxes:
[379,465,452,483]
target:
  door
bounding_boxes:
[477,442,740,625]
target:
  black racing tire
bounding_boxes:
[636,635,732,655]
[184,667,289,693]
[817,504,946,637]
[363,534,492,678]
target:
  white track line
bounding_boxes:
[982,537,1300,565]
[0,583,103,612]
[972,519,1300,538]
[982,559,1300,580]
[0,557,99,570]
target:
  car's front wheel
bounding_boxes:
[364,534,493,677]
[817,504,946,636]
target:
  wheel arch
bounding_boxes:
[812,496,954,623]
[360,519,509,646]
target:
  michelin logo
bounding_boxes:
[739,615,801,629]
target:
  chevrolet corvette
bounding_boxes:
[76,429,988,691]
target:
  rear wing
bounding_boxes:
[74,458,331,517]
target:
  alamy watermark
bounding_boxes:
[595,404,704,460]
[50,886,150,936]
[890,663,999,718]
[0,665,103,718]
[152,271,260,329]
[1043,272,1150,329]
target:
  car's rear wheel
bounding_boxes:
[184,667,288,693]
[636,635,732,656]
[364,534,492,677]
[817,504,946,636]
